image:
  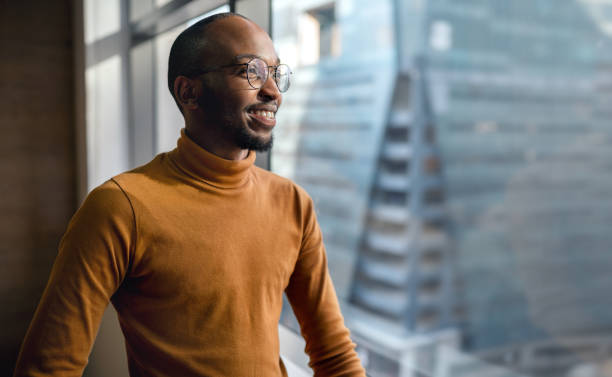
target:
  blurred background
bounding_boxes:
[3,0,612,376]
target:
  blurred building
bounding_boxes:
[426,0,612,351]
[273,0,612,376]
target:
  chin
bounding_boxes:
[235,129,274,152]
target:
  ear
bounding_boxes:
[174,76,200,111]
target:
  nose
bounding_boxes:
[258,74,282,104]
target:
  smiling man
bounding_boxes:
[13,12,366,377]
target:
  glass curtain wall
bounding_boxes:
[271,0,612,376]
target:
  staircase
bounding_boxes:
[350,61,458,334]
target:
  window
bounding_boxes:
[272,0,612,376]
[297,3,340,65]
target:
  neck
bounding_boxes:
[184,126,249,161]
[171,129,256,189]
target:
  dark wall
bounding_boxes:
[0,1,77,374]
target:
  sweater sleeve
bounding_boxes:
[285,194,366,377]
[13,179,135,377]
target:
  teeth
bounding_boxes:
[252,110,275,119]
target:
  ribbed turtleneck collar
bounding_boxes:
[169,129,256,189]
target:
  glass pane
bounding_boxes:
[155,24,185,154]
[85,55,129,190]
[84,0,121,44]
[273,0,396,299]
[130,0,154,22]
[131,40,156,166]
[272,0,612,376]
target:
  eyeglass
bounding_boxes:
[192,57,292,93]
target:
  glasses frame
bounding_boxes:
[191,57,292,93]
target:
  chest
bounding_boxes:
[127,194,302,299]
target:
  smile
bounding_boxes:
[248,109,275,120]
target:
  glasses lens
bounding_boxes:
[275,64,291,93]
[247,58,268,89]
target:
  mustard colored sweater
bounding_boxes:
[14,131,365,377]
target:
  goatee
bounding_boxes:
[233,127,274,152]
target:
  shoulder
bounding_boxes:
[105,153,180,210]
[77,179,134,223]
[79,154,169,221]
[251,166,317,226]
[251,165,313,203]
[111,154,167,190]
[60,180,136,249]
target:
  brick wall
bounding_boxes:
[0,1,77,374]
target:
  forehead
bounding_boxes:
[206,16,279,66]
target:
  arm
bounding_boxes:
[285,195,366,377]
[13,180,135,377]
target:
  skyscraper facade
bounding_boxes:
[272,0,612,375]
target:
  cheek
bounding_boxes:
[201,78,258,116]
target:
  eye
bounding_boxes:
[246,66,260,79]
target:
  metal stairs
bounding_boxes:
[349,63,457,334]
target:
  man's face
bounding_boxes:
[196,17,283,152]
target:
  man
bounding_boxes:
[13,12,366,377]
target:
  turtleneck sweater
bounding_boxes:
[14,130,365,377]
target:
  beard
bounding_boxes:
[197,90,274,152]
[231,123,274,152]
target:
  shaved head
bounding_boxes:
[167,12,251,106]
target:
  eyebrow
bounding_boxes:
[233,54,281,65]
